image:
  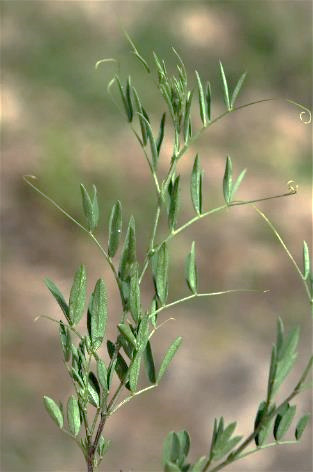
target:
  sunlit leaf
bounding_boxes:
[108,200,122,257]
[155,242,169,305]
[295,414,311,440]
[43,396,63,429]
[219,61,231,111]
[69,265,87,326]
[195,71,207,125]
[89,279,107,350]
[190,154,202,215]
[185,241,198,294]
[45,278,70,323]
[230,72,247,109]
[157,337,182,383]
[223,155,233,205]
[67,395,81,436]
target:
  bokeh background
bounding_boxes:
[1,1,312,471]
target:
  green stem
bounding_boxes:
[108,385,157,416]
[149,289,264,320]
[236,440,300,461]
[23,175,124,302]
[253,206,312,302]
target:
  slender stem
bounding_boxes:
[108,385,157,416]
[237,440,300,461]
[23,176,124,302]
[253,206,312,302]
[149,289,264,321]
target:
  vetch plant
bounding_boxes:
[24,37,312,472]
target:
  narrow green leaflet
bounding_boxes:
[157,337,182,384]
[143,340,156,384]
[168,176,180,231]
[230,72,247,109]
[295,414,311,440]
[129,351,142,393]
[124,30,151,73]
[59,321,71,362]
[69,264,87,326]
[132,87,148,146]
[155,242,169,305]
[190,154,202,215]
[303,241,310,280]
[88,372,100,408]
[231,168,247,201]
[223,155,233,205]
[129,263,141,322]
[139,113,159,169]
[206,81,212,122]
[125,76,133,122]
[67,395,81,437]
[97,359,108,393]
[43,396,63,429]
[80,184,99,232]
[254,401,272,446]
[118,323,137,349]
[108,200,122,257]
[156,113,166,155]
[176,430,190,458]
[274,404,296,441]
[163,431,181,465]
[97,435,111,458]
[45,278,70,322]
[183,90,193,143]
[219,61,231,111]
[118,216,136,281]
[266,344,277,401]
[195,71,207,125]
[137,314,150,352]
[185,241,198,294]
[115,75,133,122]
[107,340,130,390]
[90,279,107,350]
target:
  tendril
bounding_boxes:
[286,99,312,124]
[287,180,298,194]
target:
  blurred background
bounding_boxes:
[1,1,312,471]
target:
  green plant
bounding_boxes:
[25,37,312,472]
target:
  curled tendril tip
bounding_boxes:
[287,180,298,194]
